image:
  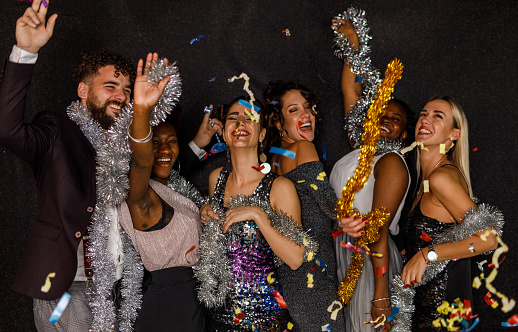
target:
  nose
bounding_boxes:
[158,141,172,154]
[113,86,127,104]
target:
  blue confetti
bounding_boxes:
[208,72,219,82]
[269,146,296,159]
[238,99,261,112]
[190,35,204,44]
[322,144,327,160]
[49,292,71,324]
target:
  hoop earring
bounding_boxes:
[225,144,231,164]
[259,141,267,163]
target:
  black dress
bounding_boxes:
[405,199,472,330]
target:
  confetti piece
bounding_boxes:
[322,145,327,160]
[190,35,204,44]
[464,318,480,331]
[266,99,278,105]
[270,146,296,159]
[375,265,387,275]
[327,300,343,320]
[386,306,399,322]
[331,229,344,238]
[310,184,318,190]
[487,256,506,268]
[479,229,497,241]
[49,292,71,324]
[252,165,265,172]
[317,73,326,83]
[476,260,487,272]
[267,272,275,284]
[297,180,306,183]
[203,106,212,114]
[272,290,288,309]
[472,148,478,152]
[235,308,242,314]
[502,297,516,313]
[287,322,294,330]
[502,322,518,327]
[420,232,433,242]
[321,324,331,331]
[234,313,246,324]
[400,141,429,154]
[485,292,496,306]
[238,99,261,113]
[439,143,446,154]
[41,0,48,8]
[507,315,518,326]
[228,73,260,122]
[208,72,219,82]
[282,29,291,36]
[307,273,314,288]
[468,241,475,253]
[316,258,333,278]
[307,251,314,261]
[316,172,326,181]
[340,241,365,254]
[308,266,317,271]
[41,272,56,293]
[185,245,196,264]
[423,180,430,193]
[366,315,387,328]
[272,162,280,166]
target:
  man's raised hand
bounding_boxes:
[16,0,58,54]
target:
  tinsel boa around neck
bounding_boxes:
[390,204,504,331]
[66,59,182,331]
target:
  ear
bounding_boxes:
[275,120,282,132]
[400,130,408,142]
[259,127,267,143]
[451,128,461,141]
[77,82,89,105]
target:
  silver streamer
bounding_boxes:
[376,139,403,156]
[67,59,182,331]
[167,170,209,208]
[332,7,382,148]
[195,195,319,308]
[390,204,505,331]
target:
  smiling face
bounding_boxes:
[380,100,408,141]
[416,99,460,145]
[79,65,132,130]
[150,122,180,184]
[276,89,316,142]
[223,102,266,149]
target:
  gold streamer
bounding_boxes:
[336,59,404,307]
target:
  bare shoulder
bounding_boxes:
[208,167,224,197]
[292,140,319,164]
[375,152,408,177]
[270,175,297,200]
[429,165,467,197]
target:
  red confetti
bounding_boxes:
[252,165,265,172]
[271,290,288,309]
[507,314,518,326]
[317,73,326,83]
[308,266,317,271]
[375,265,387,275]
[331,229,344,238]
[472,148,478,152]
[487,255,506,268]
[420,232,433,242]
[185,245,196,264]
[234,313,246,324]
[484,292,495,306]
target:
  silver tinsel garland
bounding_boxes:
[67,59,181,331]
[167,170,209,208]
[376,139,403,156]
[332,7,382,148]
[390,204,504,331]
[195,195,319,308]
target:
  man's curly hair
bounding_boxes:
[73,49,136,86]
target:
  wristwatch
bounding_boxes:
[427,245,438,262]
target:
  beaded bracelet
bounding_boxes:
[127,120,153,143]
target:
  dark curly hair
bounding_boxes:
[263,80,321,147]
[73,49,136,86]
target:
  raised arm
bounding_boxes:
[126,53,170,216]
[16,0,58,54]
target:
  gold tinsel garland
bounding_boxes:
[336,58,404,307]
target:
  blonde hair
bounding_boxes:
[417,96,472,198]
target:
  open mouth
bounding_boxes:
[155,157,172,167]
[380,125,390,133]
[297,121,312,132]
[108,103,122,115]
[233,130,250,138]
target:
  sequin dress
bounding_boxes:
[405,199,472,330]
[278,161,345,331]
[206,168,291,332]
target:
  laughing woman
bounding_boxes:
[119,53,204,331]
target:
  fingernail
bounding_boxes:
[404,284,410,289]
[365,221,369,225]
[360,231,365,235]
[362,217,367,221]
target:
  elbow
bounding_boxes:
[288,257,303,270]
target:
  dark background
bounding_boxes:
[1,0,516,330]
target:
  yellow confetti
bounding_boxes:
[287,322,294,330]
[440,143,446,154]
[297,180,305,183]
[40,272,56,293]
[472,277,482,289]
[423,180,430,193]
[327,300,343,321]
[480,229,496,241]
[307,251,314,262]
[307,273,314,288]
[244,109,256,124]
[235,308,241,315]
[310,183,318,190]
[400,141,429,154]
[228,73,260,123]
[316,172,326,181]
[491,301,499,309]
[267,272,275,284]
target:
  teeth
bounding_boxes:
[380,125,389,132]
[110,104,121,110]
[419,128,431,134]
[157,158,171,162]
[300,123,310,128]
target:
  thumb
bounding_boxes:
[46,14,58,37]
[157,76,170,94]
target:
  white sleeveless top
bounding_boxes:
[329,149,410,235]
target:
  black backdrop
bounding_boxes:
[1,0,517,330]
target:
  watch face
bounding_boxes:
[427,250,438,262]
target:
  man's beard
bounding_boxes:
[86,94,123,130]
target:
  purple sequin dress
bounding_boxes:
[206,168,291,332]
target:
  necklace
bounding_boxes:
[416,155,447,197]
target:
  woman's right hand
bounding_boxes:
[338,215,366,237]
[199,203,218,224]
[331,19,359,50]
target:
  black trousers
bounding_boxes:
[135,266,204,332]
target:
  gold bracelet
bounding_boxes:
[127,120,152,143]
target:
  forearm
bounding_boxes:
[129,105,153,168]
[429,228,498,261]
[341,62,361,117]
[369,227,390,298]
[258,218,304,270]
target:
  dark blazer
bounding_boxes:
[0,61,96,300]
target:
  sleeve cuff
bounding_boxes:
[10,45,38,64]
[188,140,208,160]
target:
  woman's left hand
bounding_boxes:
[370,301,392,331]
[222,206,267,233]
[401,249,428,286]
[133,52,170,110]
